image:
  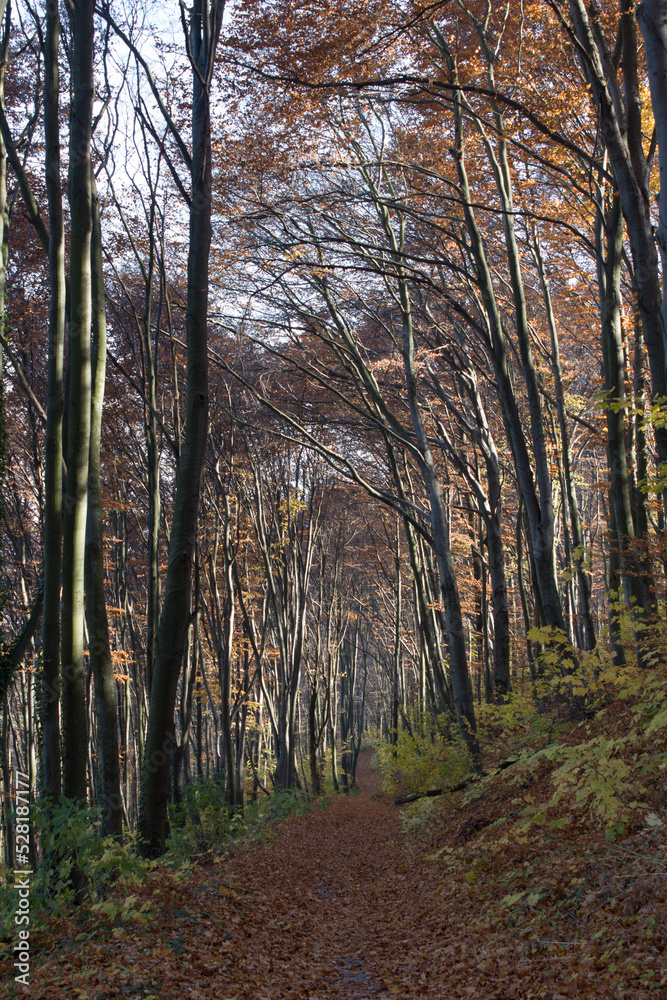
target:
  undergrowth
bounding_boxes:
[0,780,318,938]
[0,798,154,936]
[373,713,472,798]
[165,780,313,865]
[378,631,667,993]
[376,630,667,844]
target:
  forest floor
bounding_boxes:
[2,747,666,1000]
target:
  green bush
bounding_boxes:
[165,778,313,864]
[374,715,472,797]
[40,800,150,899]
[0,796,152,936]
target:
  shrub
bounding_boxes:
[165,778,313,864]
[374,715,472,797]
[0,796,152,935]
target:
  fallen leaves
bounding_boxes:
[1,749,666,998]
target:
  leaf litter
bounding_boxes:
[2,748,665,999]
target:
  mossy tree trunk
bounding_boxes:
[61,0,95,804]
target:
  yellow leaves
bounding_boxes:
[501,888,541,909]
[543,735,650,839]
[374,716,471,798]
[465,649,667,847]
[92,894,153,924]
[645,706,667,737]
[424,847,451,861]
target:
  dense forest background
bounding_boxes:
[1,0,667,881]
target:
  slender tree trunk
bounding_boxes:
[174,612,198,807]
[220,499,238,808]
[532,235,596,650]
[607,500,628,667]
[85,168,123,838]
[387,445,452,714]
[62,0,95,804]
[144,250,161,699]
[139,0,224,855]
[308,683,321,797]
[517,499,538,679]
[392,525,401,742]
[638,0,667,396]
[598,194,652,656]
[632,311,658,617]
[41,0,65,804]
[196,659,203,779]
[399,274,478,755]
[2,702,12,867]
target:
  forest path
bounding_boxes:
[205,748,442,1000]
[24,750,467,1000]
[18,749,607,1000]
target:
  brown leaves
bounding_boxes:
[3,749,666,999]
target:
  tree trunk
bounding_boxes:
[139,0,223,857]
[598,194,652,655]
[532,234,596,651]
[632,312,658,617]
[569,0,667,503]
[638,0,667,399]
[85,167,123,838]
[62,0,95,804]
[398,256,478,757]
[41,0,65,804]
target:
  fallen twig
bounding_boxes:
[393,757,521,806]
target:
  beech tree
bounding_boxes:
[41,0,65,807]
[563,0,667,511]
[138,0,226,858]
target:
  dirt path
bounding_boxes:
[207,749,442,1000]
[11,749,660,999]
[20,751,457,1000]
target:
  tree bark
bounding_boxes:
[41,0,65,804]
[62,0,95,804]
[531,234,596,651]
[568,0,667,503]
[85,167,123,839]
[139,0,224,856]
[638,0,667,386]
[598,194,652,657]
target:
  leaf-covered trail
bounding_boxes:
[9,749,662,999]
[212,750,443,1000]
[26,751,448,999]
